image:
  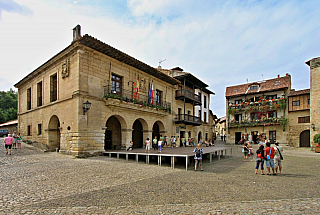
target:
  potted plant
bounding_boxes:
[313,133,320,153]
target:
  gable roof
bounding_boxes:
[225,75,291,98]
[288,89,310,97]
[15,34,180,88]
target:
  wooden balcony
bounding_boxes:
[174,114,202,126]
[175,89,201,105]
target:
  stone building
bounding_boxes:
[14,25,214,155]
[215,116,226,140]
[225,74,291,145]
[287,89,310,147]
[306,57,320,150]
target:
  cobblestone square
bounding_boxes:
[1,139,319,214]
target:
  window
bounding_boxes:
[292,100,300,106]
[235,114,242,122]
[38,124,42,135]
[198,110,201,120]
[235,99,242,109]
[251,112,258,120]
[204,95,207,108]
[204,112,207,122]
[37,81,42,107]
[266,94,277,100]
[27,125,31,136]
[111,74,122,96]
[27,88,31,110]
[50,74,57,102]
[298,116,310,123]
[250,85,258,90]
[199,92,202,102]
[156,90,162,106]
[269,130,276,143]
[308,99,310,105]
[268,111,277,118]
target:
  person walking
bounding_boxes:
[173,136,176,148]
[274,142,283,175]
[145,138,151,152]
[212,137,215,146]
[4,133,14,155]
[255,145,265,175]
[243,142,249,161]
[193,144,204,171]
[164,136,167,146]
[265,142,276,175]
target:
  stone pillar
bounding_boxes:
[122,129,133,149]
[307,57,320,150]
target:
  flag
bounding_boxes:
[148,82,151,104]
[151,82,154,105]
[133,75,140,100]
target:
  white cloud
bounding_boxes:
[0,0,319,117]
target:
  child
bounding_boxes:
[158,138,163,153]
[193,144,204,171]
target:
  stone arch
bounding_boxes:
[48,115,60,151]
[132,118,148,148]
[152,120,165,140]
[105,115,127,150]
[300,130,310,147]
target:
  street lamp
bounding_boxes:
[83,100,91,115]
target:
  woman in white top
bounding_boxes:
[145,138,151,152]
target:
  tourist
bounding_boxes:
[158,138,163,153]
[265,142,276,175]
[153,136,158,150]
[255,145,265,175]
[199,138,203,146]
[170,136,174,148]
[4,133,13,155]
[193,143,204,171]
[164,136,167,146]
[243,142,249,161]
[12,131,18,149]
[145,138,151,152]
[223,134,226,142]
[17,133,22,149]
[127,141,133,151]
[274,142,283,175]
[212,136,215,146]
[173,136,176,147]
[182,136,186,147]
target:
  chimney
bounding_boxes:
[277,74,280,78]
[286,73,290,76]
[73,25,81,41]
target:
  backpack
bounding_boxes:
[196,148,201,157]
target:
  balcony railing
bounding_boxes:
[229,118,281,128]
[174,114,202,126]
[228,98,286,115]
[104,85,171,110]
[175,89,201,105]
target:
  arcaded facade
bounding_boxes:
[14,26,214,155]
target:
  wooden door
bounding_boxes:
[300,130,310,147]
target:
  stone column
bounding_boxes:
[307,57,320,150]
[122,129,133,149]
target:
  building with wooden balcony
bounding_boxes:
[14,25,215,155]
[287,89,310,147]
[225,74,291,145]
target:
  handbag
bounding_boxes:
[266,148,271,160]
[276,146,283,160]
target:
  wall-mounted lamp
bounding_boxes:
[83,100,91,115]
[311,123,315,131]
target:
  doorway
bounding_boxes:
[132,120,143,148]
[48,115,60,151]
[235,132,242,144]
[300,130,310,147]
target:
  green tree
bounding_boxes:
[0,89,17,124]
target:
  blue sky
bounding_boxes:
[1,0,319,117]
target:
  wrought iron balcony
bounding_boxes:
[175,89,201,105]
[104,85,171,110]
[174,114,202,126]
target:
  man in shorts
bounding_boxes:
[264,142,276,175]
[4,133,13,155]
[274,142,283,175]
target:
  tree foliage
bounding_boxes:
[0,89,17,124]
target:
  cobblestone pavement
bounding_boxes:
[0,138,319,214]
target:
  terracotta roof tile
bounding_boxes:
[288,89,310,97]
[226,75,291,98]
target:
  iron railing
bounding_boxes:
[174,114,201,124]
[104,85,171,109]
[175,89,201,103]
